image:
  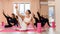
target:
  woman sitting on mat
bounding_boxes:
[15,7,35,30]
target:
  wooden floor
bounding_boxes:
[0,27,60,34]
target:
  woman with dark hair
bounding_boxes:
[37,12,51,27]
[33,12,44,27]
[16,7,35,30]
[37,12,45,27]
[3,10,18,28]
[33,11,50,28]
[33,14,39,27]
[3,11,12,28]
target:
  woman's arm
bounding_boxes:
[15,6,25,19]
[37,12,41,20]
[16,9,25,19]
[31,15,35,24]
[3,10,8,18]
[31,15,36,29]
[3,10,12,20]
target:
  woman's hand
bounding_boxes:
[15,5,18,9]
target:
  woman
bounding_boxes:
[33,12,44,27]
[33,13,39,27]
[37,12,50,27]
[3,10,18,28]
[16,8,35,30]
[43,16,51,27]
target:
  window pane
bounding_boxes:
[19,4,25,15]
[49,6,55,23]
[49,6,54,17]
[25,4,30,12]
[13,3,30,16]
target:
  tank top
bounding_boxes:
[24,15,32,23]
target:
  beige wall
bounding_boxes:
[0,0,40,24]
[48,0,60,32]
[40,4,48,16]
[55,0,60,32]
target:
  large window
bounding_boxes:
[13,3,30,15]
[48,6,55,23]
[49,6,54,17]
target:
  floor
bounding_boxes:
[0,22,60,34]
[0,27,60,34]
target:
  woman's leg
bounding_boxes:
[47,22,51,27]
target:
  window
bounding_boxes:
[48,6,55,23]
[25,3,30,12]
[49,6,54,17]
[19,4,25,15]
[13,3,30,15]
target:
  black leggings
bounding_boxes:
[41,22,50,27]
